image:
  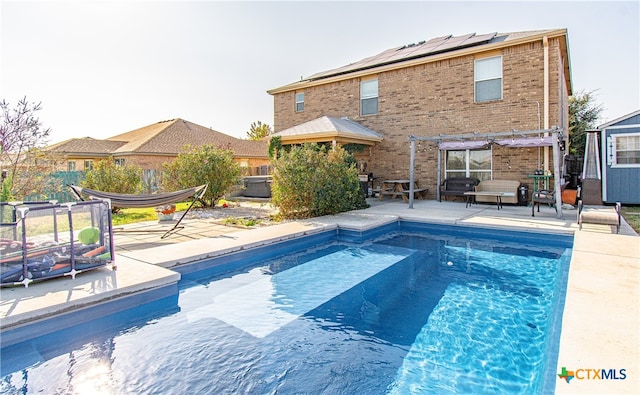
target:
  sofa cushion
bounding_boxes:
[475,180,520,204]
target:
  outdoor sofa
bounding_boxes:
[474,180,520,204]
[439,177,479,201]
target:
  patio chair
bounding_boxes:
[69,184,207,238]
[531,189,557,217]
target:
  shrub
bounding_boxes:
[268,135,282,160]
[82,159,142,212]
[1,172,13,202]
[271,143,367,219]
[162,144,240,208]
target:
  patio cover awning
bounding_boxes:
[439,136,553,150]
[494,136,553,148]
[438,140,490,150]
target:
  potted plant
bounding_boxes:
[155,204,176,221]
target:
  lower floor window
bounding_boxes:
[445,149,492,180]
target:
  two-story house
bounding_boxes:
[267,29,572,199]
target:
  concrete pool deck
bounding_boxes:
[1,198,638,393]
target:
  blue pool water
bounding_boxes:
[0,222,572,394]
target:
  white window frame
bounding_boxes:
[445,148,493,180]
[474,56,503,102]
[608,132,640,168]
[84,160,93,171]
[114,158,125,166]
[67,161,76,171]
[295,91,304,112]
[360,78,378,116]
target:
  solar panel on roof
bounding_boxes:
[307,32,498,81]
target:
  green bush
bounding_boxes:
[83,159,142,193]
[271,143,367,219]
[1,172,13,202]
[82,159,142,212]
[162,144,240,208]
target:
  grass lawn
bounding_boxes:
[111,202,193,226]
[621,206,640,234]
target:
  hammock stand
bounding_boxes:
[69,184,208,239]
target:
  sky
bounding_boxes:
[1,0,639,145]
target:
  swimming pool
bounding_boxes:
[0,221,572,394]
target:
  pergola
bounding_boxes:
[406,126,566,219]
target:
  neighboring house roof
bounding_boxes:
[273,116,383,145]
[43,138,127,157]
[268,29,571,95]
[45,119,268,158]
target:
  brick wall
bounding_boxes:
[273,38,568,198]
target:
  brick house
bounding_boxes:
[44,118,270,175]
[267,29,572,198]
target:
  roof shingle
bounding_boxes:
[47,119,268,158]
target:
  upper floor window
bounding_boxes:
[610,133,640,167]
[114,158,125,166]
[68,161,76,171]
[295,92,304,112]
[475,56,502,102]
[84,160,93,171]
[360,79,378,116]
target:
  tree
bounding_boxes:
[1,97,54,200]
[568,90,603,156]
[246,121,272,141]
[162,144,240,208]
[268,135,282,160]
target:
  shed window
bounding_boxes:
[611,133,640,167]
[360,79,378,115]
[295,92,304,112]
[475,56,502,102]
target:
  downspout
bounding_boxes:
[543,36,550,171]
[437,145,442,202]
[545,37,563,219]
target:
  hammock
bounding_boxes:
[69,184,208,239]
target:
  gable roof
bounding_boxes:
[45,119,268,158]
[273,116,383,145]
[268,29,571,94]
[598,109,640,129]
